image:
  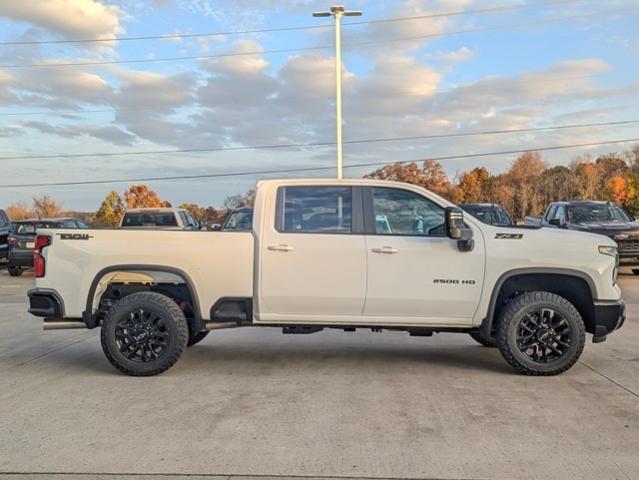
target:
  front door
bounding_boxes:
[363,186,484,324]
[258,185,367,321]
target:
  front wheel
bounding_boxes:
[100,292,188,376]
[496,291,585,376]
[8,266,23,277]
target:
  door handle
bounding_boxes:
[372,246,399,254]
[267,244,295,252]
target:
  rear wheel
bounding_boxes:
[632,269,639,275]
[187,330,210,347]
[100,292,188,376]
[496,291,585,376]
[8,266,23,277]
[469,331,497,348]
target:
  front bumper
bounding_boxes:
[592,299,625,342]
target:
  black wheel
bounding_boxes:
[469,331,497,348]
[496,291,585,376]
[8,266,23,277]
[187,329,210,347]
[100,292,188,376]
[632,269,639,275]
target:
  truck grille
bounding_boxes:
[617,239,639,252]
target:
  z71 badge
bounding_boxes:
[495,233,523,239]
[57,233,93,240]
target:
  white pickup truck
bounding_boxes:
[28,179,625,376]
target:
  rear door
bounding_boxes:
[258,185,367,320]
[0,211,10,259]
[363,186,485,323]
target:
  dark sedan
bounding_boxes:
[460,203,514,227]
[7,217,88,276]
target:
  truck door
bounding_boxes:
[363,186,485,323]
[258,185,367,321]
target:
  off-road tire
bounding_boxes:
[496,291,585,376]
[187,330,210,347]
[632,269,639,276]
[101,292,188,376]
[469,331,498,348]
[8,266,23,277]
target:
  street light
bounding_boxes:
[313,5,362,179]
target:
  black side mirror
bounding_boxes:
[445,207,474,252]
[549,218,565,227]
[211,224,222,231]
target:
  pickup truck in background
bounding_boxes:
[0,209,10,265]
[541,200,639,272]
[28,179,625,377]
[120,208,201,230]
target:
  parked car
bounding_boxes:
[120,208,201,230]
[0,209,10,265]
[460,203,514,227]
[221,207,253,231]
[541,201,639,272]
[29,179,624,377]
[7,217,89,276]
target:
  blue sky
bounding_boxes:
[0,0,638,210]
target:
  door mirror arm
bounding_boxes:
[445,207,474,252]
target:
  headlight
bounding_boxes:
[599,245,618,257]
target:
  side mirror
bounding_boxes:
[211,224,222,231]
[549,218,565,227]
[445,207,474,252]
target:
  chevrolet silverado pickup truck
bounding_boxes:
[28,179,625,376]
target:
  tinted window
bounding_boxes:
[546,205,557,221]
[224,210,253,231]
[372,188,445,236]
[279,186,352,234]
[463,206,512,226]
[0,211,7,227]
[567,204,632,223]
[184,212,198,227]
[122,213,178,227]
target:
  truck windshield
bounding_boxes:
[122,213,178,227]
[567,205,633,223]
[463,206,512,226]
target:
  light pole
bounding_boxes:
[313,5,362,179]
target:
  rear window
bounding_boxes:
[14,222,58,234]
[122,212,178,227]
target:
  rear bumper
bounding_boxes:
[9,249,34,268]
[28,289,65,319]
[592,299,625,342]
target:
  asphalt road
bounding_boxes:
[1,269,638,480]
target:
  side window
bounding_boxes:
[185,212,198,227]
[278,186,352,234]
[371,188,445,236]
[546,205,557,221]
[554,206,566,223]
[0,211,7,226]
[178,211,189,227]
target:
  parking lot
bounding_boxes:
[0,270,638,480]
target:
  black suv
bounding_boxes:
[541,201,639,271]
[7,217,89,276]
[0,209,10,265]
[460,203,514,227]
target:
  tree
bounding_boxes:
[94,191,124,227]
[456,167,491,203]
[33,195,63,218]
[222,189,256,210]
[365,160,454,198]
[5,201,33,220]
[124,184,172,209]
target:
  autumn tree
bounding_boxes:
[94,190,125,227]
[33,195,63,218]
[365,160,454,198]
[5,201,33,220]
[455,167,491,203]
[124,185,172,209]
[179,203,207,222]
[222,189,256,210]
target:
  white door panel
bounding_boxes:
[364,235,484,319]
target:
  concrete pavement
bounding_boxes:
[1,269,638,480]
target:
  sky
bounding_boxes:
[0,0,638,210]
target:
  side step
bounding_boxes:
[283,326,324,334]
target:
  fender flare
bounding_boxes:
[479,267,598,339]
[83,264,202,330]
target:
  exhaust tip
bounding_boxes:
[43,320,87,330]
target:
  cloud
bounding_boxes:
[22,120,136,145]
[0,0,124,40]
[437,46,473,63]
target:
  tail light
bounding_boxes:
[34,235,51,278]
[7,235,17,245]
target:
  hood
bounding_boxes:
[569,220,639,238]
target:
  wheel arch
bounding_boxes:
[480,268,598,338]
[83,264,202,330]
